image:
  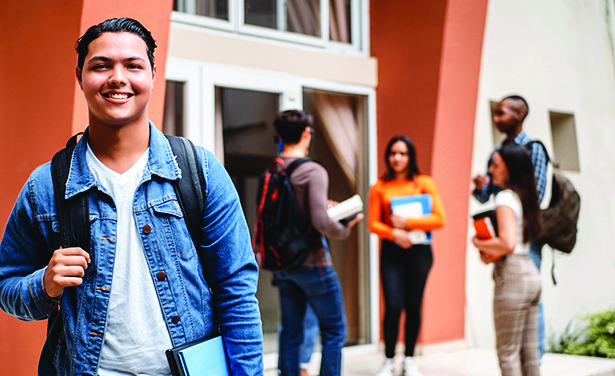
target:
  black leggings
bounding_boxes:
[380,240,433,358]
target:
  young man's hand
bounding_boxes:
[346,213,364,228]
[473,174,490,190]
[44,247,90,298]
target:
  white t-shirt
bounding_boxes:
[494,189,529,255]
[86,145,173,375]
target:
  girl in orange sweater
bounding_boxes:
[369,135,446,376]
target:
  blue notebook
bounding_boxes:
[166,335,232,376]
[390,194,433,244]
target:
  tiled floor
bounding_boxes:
[265,348,615,376]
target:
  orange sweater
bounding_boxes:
[368,175,446,241]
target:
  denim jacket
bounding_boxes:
[0,123,263,376]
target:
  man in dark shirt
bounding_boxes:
[272,110,363,376]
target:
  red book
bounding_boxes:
[474,216,496,239]
[472,210,502,260]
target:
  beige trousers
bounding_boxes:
[493,254,542,376]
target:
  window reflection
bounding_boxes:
[245,0,322,38]
[174,0,229,20]
[329,0,351,43]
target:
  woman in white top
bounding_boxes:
[473,144,543,376]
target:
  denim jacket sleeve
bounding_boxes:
[0,166,61,321]
[195,148,264,375]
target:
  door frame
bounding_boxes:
[165,58,380,366]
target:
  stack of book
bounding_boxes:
[390,194,432,244]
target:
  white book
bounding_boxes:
[327,194,364,222]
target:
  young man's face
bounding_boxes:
[76,32,156,128]
[493,99,520,135]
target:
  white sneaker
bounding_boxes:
[376,359,395,376]
[402,357,423,376]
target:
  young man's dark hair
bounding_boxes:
[501,94,530,121]
[274,109,313,144]
[75,17,157,70]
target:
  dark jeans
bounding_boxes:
[274,266,347,376]
[381,240,433,358]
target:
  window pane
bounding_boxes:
[329,0,351,43]
[244,0,277,29]
[174,0,229,20]
[287,0,321,37]
[245,0,321,38]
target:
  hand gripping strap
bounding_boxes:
[51,144,90,252]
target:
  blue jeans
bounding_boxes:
[274,266,347,376]
[278,304,319,370]
[300,305,319,368]
[528,241,545,359]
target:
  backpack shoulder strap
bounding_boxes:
[51,143,90,252]
[285,157,314,177]
[49,134,89,335]
[165,135,205,252]
[525,140,552,165]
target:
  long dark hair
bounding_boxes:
[381,135,420,181]
[497,144,543,242]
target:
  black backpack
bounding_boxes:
[48,133,205,333]
[253,157,316,271]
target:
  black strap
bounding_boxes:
[165,135,220,331]
[51,145,91,252]
[165,135,205,251]
[525,140,553,165]
[285,157,312,177]
[49,142,91,335]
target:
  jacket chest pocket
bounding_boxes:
[150,199,195,258]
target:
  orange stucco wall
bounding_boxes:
[371,0,488,346]
[0,2,172,374]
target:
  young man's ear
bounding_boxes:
[75,66,83,90]
[151,64,157,88]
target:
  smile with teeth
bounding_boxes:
[103,93,132,100]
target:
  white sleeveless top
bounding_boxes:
[495,189,529,255]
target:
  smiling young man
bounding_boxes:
[0,18,263,375]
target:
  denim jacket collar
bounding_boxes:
[64,121,181,200]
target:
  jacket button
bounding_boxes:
[157,271,167,281]
[172,315,180,324]
[44,302,55,309]
[143,224,152,234]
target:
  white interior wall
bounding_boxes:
[467,0,615,350]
